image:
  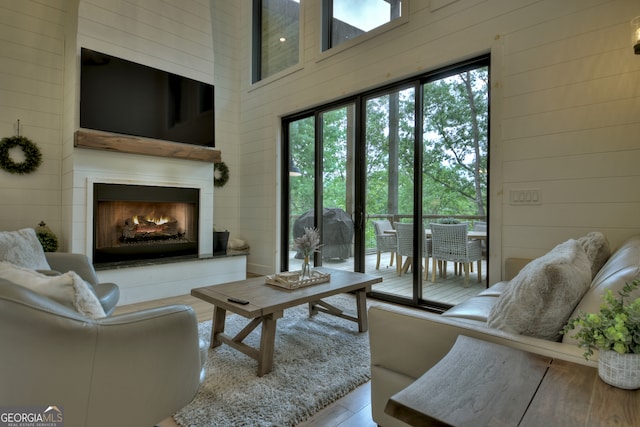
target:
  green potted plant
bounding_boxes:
[562,279,640,389]
[35,221,58,252]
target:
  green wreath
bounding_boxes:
[214,161,229,187]
[0,136,42,174]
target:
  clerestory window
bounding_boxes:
[253,0,301,83]
[322,0,403,51]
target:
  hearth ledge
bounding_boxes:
[93,249,249,271]
[97,253,248,304]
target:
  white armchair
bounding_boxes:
[0,278,206,427]
[44,252,120,315]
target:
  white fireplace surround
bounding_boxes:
[71,158,246,305]
[85,176,211,260]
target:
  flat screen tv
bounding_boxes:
[80,47,214,147]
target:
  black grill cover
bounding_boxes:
[293,208,353,260]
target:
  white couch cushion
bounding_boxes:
[0,261,105,318]
[477,281,508,297]
[487,239,591,341]
[442,295,498,322]
[0,228,50,270]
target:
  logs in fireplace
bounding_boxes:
[93,183,199,265]
[122,215,181,241]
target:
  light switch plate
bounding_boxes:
[509,189,541,205]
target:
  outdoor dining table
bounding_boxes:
[384,229,487,240]
[383,228,487,277]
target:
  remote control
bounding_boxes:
[228,297,249,305]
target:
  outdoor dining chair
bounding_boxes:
[394,222,432,280]
[429,223,482,287]
[372,220,396,269]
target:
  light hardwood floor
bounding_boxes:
[115,290,377,427]
[119,257,486,426]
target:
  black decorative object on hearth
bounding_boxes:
[213,230,229,255]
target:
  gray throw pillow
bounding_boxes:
[487,239,591,341]
[577,231,610,279]
[0,228,50,270]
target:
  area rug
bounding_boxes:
[173,294,371,427]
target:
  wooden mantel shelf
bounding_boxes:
[74,129,222,163]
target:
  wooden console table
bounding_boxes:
[385,335,640,426]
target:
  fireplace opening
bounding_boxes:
[93,183,199,265]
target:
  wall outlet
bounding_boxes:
[509,189,541,205]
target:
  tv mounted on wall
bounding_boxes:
[80,48,214,147]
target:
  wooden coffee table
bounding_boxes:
[191,268,382,376]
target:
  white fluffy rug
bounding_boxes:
[173,294,371,427]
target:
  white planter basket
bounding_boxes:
[598,350,640,389]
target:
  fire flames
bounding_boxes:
[129,215,173,234]
[132,215,171,226]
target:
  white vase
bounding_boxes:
[598,350,640,389]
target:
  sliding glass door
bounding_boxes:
[287,115,315,270]
[419,66,489,306]
[364,86,417,301]
[319,104,356,271]
[285,104,356,272]
[282,56,489,310]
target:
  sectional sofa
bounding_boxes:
[369,234,640,427]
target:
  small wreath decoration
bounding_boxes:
[214,161,229,187]
[0,136,42,174]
